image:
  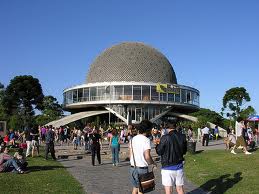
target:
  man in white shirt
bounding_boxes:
[129,120,156,194]
[201,125,210,146]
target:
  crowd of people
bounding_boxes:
[225,117,258,155]
[1,117,258,194]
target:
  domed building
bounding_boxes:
[50,42,200,127]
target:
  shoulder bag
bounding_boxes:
[131,140,155,193]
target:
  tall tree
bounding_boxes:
[0,82,4,90]
[239,106,256,119]
[35,95,63,126]
[0,82,7,120]
[3,75,44,128]
[222,87,251,118]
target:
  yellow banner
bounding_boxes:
[156,84,167,93]
[156,84,180,94]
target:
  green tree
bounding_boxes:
[0,82,7,121]
[3,75,44,128]
[35,95,63,126]
[8,115,23,130]
[239,105,256,119]
[179,108,224,135]
[190,108,224,126]
[222,87,251,118]
[0,82,4,89]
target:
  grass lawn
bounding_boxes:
[0,149,84,194]
[185,148,259,194]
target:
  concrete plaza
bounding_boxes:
[56,140,225,194]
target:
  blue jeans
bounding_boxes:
[77,137,81,146]
[111,145,119,164]
[85,141,90,150]
[129,167,148,188]
[3,159,20,172]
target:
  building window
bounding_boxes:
[133,86,141,100]
[90,87,97,101]
[192,92,199,106]
[187,91,192,104]
[104,86,110,100]
[78,89,83,102]
[73,89,78,103]
[97,86,106,100]
[142,86,150,101]
[175,90,180,102]
[124,85,132,100]
[83,88,90,101]
[67,91,73,104]
[143,107,149,120]
[168,93,174,102]
[151,86,159,101]
[181,89,187,103]
[113,86,123,100]
[160,93,167,101]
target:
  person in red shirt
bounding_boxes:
[3,134,9,145]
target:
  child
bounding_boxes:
[4,134,9,145]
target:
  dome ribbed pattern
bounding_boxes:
[86,42,177,84]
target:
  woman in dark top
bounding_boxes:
[89,129,102,166]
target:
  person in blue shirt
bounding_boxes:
[109,129,120,166]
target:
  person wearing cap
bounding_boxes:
[129,120,156,194]
[155,123,187,194]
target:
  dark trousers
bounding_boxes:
[202,134,209,146]
[45,142,56,160]
[91,144,101,165]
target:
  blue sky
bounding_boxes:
[1,0,259,115]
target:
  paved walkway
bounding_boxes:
[57,140,225,194]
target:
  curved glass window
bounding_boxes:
[192,92,199,106]
[78,89,83,102]
[151,86,159,101]
[73,90,78,103]
[168,93,174,102]
[175,89,180,102]
[133,86,141,100]
[113,86,123,100]
[187,91,192,104]
[97,86,106,100]
[160,93,167,101]
[142,86,150,101]
[90,87,97,101]
[123,85,132,100]
[64,84,199,107]
[181,89,187,103]
[83,88,90,101]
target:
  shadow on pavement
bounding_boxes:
[189,172,242,194]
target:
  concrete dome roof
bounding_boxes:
[86,42,177,84]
